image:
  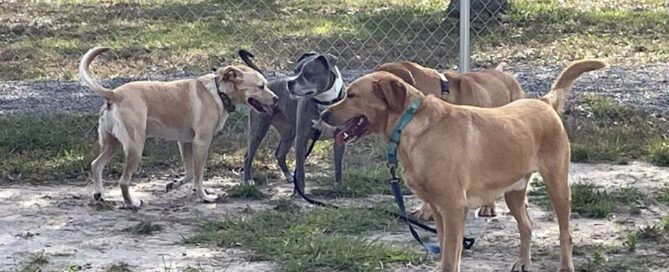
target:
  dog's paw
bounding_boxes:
[411,204,434,221]
[243,179,256,186]
[511,260,531,272]
[282,172,294,184]
[119,199,143,211]
[93,192,104,202]
[478,205,497,217]
[201,194,220,203]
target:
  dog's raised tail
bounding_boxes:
[79,46,119,102]
[542,59,608,113]
[238,49,264,75]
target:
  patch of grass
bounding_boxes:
[564,95,669,165]
[16,251,49,272]
[104,262,132,272]
[227,183,266,199]
[311,164,412,197]
[635,217,669,243]
[657,186,669,205]
[123,221,163,235]
[645,138,669,167]
[530,181,644,218]
[475,0,669,66]
[187,204,424,271]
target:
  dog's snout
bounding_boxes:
[320,111,331,123]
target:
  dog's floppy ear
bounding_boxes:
[297,52,318,63]
[316,54,338,72]
[373,77,406,112]
[221,66,244,83]
[377,66,416,87]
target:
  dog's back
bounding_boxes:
[377,61,443,97]
[377,61,525,107]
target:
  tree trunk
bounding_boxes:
[446,0,510,18]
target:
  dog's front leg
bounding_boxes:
[192,134,218,203]
[166,142,194,192]
[438,206,467,272]
[293,102,313,193]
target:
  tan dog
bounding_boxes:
[322,59,607,272]
[80,47,277,208]
[377,61,525,218]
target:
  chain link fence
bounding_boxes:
[1,0,667,183]
[0,0,516,81]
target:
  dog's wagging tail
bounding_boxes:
[79,46,120,103]
[541,59,608,113]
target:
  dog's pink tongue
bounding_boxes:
[335,131,346,145]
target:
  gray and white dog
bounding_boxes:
[240,50,346,192]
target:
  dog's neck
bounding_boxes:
[201,74,236,113]
[381,92,428,142]
[312,67,344,107]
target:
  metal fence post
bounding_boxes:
[459,0,471,72]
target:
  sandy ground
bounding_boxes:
[1,162,667,271]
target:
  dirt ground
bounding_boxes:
[1,162,667,271]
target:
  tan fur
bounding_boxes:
[377,61,525,107]
[323,59,606,271]
[377,61,525,219]
[80,46,277,207]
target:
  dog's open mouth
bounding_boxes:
[335,116,368,145]
[247,98,273,114]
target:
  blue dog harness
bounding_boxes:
[386,98,475,254]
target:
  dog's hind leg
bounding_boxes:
[333,142,345,184]
[119,139,145,209]
[505,184,533,271]
[192,134,218,203]
[243,112,271,186]
[541,159,574,272]
[166,142,193,192]
[91,129,119,201]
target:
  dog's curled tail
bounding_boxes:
[542,59,608,113]
[79,46,119,102]
[238,49,264,75]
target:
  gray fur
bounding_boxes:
[243,52,345,192]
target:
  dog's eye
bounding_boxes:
[347,93,355,98]
[258,84,265,89]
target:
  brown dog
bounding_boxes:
[80,47,277,208]
[377,61,525,218]
[322,59,607,272]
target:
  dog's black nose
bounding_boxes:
[320,111,331,123]
[272,96,279,104]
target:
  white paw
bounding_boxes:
[243,179,256,186]
[201,193,219,203]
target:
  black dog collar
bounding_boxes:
[440,78,449,95]
[214,76,236,113]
